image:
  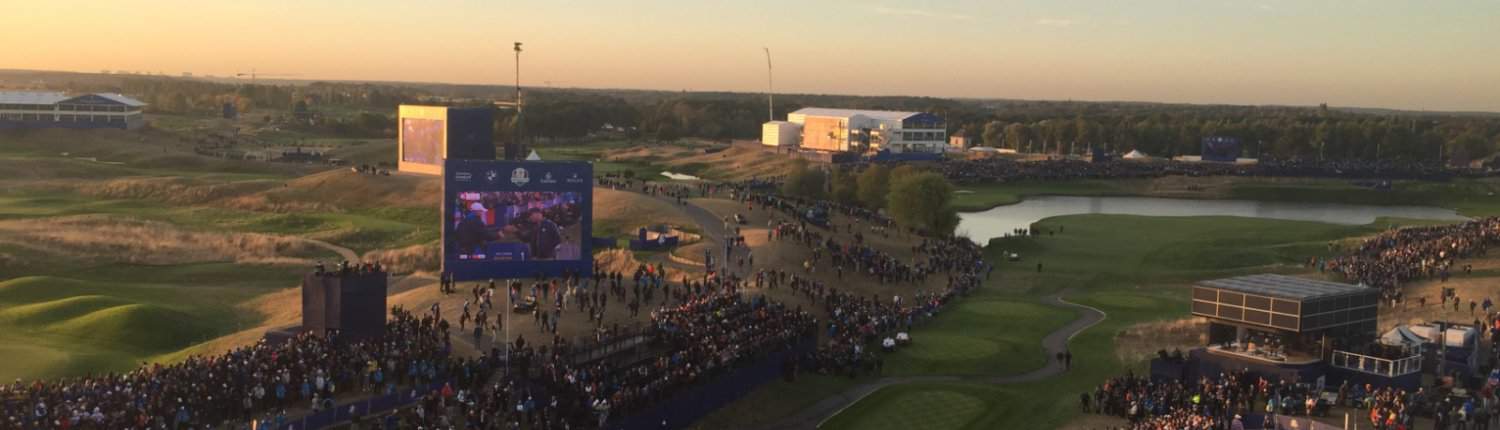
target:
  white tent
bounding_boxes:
[1123,149,1150,159]
[1379,326,1426,347]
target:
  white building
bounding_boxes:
[761,121,800,148]
[0,91,146,130]
[763,107,946,154]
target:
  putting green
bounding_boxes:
[822,384,992,430]
[884,299,1075,376]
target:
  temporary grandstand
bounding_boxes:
[0,91,147,129]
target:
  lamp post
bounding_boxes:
[514,42,523,160]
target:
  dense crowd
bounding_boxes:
[1087,368,1500,430]
[940,157,1483,185]
[1323,217,1500,291]
[2,306,452,429]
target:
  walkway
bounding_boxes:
[623,187,1110,429]
[755,292,1107,430]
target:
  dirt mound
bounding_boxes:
[0,215,328,265]
[79,176,281,205]
[595,248,697,280]
[594,187,696,237]
[1114,317,1207,363]
[230,169,441,212]
[362,244,439,274]
[604,141,797,181]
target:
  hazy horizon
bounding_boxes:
[4,0,1498,112]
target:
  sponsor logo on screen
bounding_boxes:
[485,170,499,183]
[566,172,585,184]
[540,172,557,184]
[510,168,530,187]
[454,171,472,182]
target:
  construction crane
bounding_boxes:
[235,69,301,84]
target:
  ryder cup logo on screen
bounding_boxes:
[510,168,530,187]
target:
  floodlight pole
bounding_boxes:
[514,42,524,161]
[764,47,774,122]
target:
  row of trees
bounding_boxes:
[21,71,1498,164]
[972,108,1500,165]
[784,161,959,235]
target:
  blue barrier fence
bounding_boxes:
[609,336,818,430]
[269,381,445,430]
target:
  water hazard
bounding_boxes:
[958,196,1467,244]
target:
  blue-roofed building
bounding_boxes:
[0,91,147,130]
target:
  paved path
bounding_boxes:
[756,292,1108,430]
[294,236,359,262]
[622,188,1110,429]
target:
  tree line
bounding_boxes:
[14,71,1497,164]
[783,160,960,235]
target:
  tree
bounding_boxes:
[830,167,859,205]
[1446,133,1493,166]
[982,120,1006,148]
[1004,123,1029,150]
[887,172,959,235]
[782,159,827,199]
[856,164,891,209]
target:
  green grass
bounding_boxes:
[821,383,995,430]
[690,375,867,430]
[0,188,433,254]
[0,269,299,381]
[952,180,1142,211]
[953,177,1500,216]
[723,213,1439,430]
[883,300,1076,376]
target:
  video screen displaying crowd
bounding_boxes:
[1321,217,1500,291]
[940,157,1483,185]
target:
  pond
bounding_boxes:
[957,196,1467,244]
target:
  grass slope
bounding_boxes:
[771,214,1405,429]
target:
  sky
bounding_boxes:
[3,0,1498,112]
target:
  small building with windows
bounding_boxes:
[766,107,946,154]
[0,91,147,130]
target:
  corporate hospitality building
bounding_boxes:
[762,107,946,154]
[0,91,147,130]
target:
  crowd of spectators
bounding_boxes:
[1087,368,1500,430]
[2,306,452,429]
[1322,217,1500,291]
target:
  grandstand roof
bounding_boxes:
[85,93,147,107]
[0,91,146,107]
[0,91,69,105]
[789,107,919,121]
[1197,274,1369,301]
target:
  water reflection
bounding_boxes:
[958,196,1467,244]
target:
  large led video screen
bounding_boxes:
[443,159,593,280]
[401,118,444,165]
[449,191,583,261]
